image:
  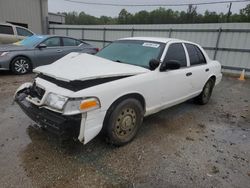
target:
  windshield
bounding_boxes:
[13,35,47,47]
[96,40,165,69]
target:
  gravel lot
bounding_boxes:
[0,71,249,188]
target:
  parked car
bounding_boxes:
[0,23,34,44]
[0,35,99,74]
[14,37,222,146]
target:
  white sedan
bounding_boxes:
[14,37,222,146]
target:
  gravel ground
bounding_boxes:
[0,71,249,188]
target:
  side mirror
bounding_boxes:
[149,59,160,70]
[37,43,47,49]
[160,60,181,71]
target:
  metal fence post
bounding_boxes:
[131,27,134,37]
[103,27,106,48]
[168,28,172,38]
[66,28,69,36]
[213,27,222,60]
[82,28,84,40]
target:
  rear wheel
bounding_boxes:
[104,98,144,146]
[11,56,32,75]
[195,78,215,105]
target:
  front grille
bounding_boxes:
[29,82,45,100]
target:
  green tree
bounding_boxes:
[118,9,132,24]
[186,4,197,23]
[240,4,250,22]
[62,3,250,25]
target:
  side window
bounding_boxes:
[0,25,14,35]
[43,37,61,47]
[16,27,33,37]
[185,43,206,65]
[164,43,187,67]
[75,40,81,46]
[62,37,81,46]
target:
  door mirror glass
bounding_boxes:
[37,43,47,49]
[160,60,181,71]
[149,59,160,70]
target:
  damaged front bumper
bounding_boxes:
[15,88,82,139]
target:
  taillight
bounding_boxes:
[95,48,99,52]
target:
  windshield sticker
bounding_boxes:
[142,43,160,48]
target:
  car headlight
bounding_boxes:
[0,52,9,57]
[63,97,100,115]
[44,93,68,111]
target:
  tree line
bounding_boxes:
[62,4,250,25]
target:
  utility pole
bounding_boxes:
[227,2,232,22]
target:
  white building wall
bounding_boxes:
[0,0,48,34]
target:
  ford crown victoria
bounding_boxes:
[14,37,222,146]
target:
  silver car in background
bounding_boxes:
[0,35,99,74]
[0,23,34,44]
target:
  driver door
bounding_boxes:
[34,37,64,67]
[157,43,193,108]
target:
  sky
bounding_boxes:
[48,0,249,17]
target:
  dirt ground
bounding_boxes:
[0,71,249,188]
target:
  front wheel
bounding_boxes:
[11,56,32,75]
[195,78,215,105]
[104,98,144,146]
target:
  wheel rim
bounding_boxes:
[14,59,29,73]
[114,108,137,139]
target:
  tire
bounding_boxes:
[104,98,144,146]
[195,78,215,105]
[11,56,32,75]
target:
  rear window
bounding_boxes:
[0,25,14,35]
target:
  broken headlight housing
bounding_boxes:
[44,93,68,111]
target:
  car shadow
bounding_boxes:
[0,70,12,75]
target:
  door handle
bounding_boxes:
[56,49,63,53]
[186,72,192,76]
[205,68,209,72]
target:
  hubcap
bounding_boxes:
[14,59,29,73]
[115,108,136,138]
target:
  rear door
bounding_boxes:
[62,37,83,55]
[34,37,64,67]
[184,43,210,94]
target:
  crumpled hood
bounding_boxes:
[34,52,149,81]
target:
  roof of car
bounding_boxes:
[118,37,183,43]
